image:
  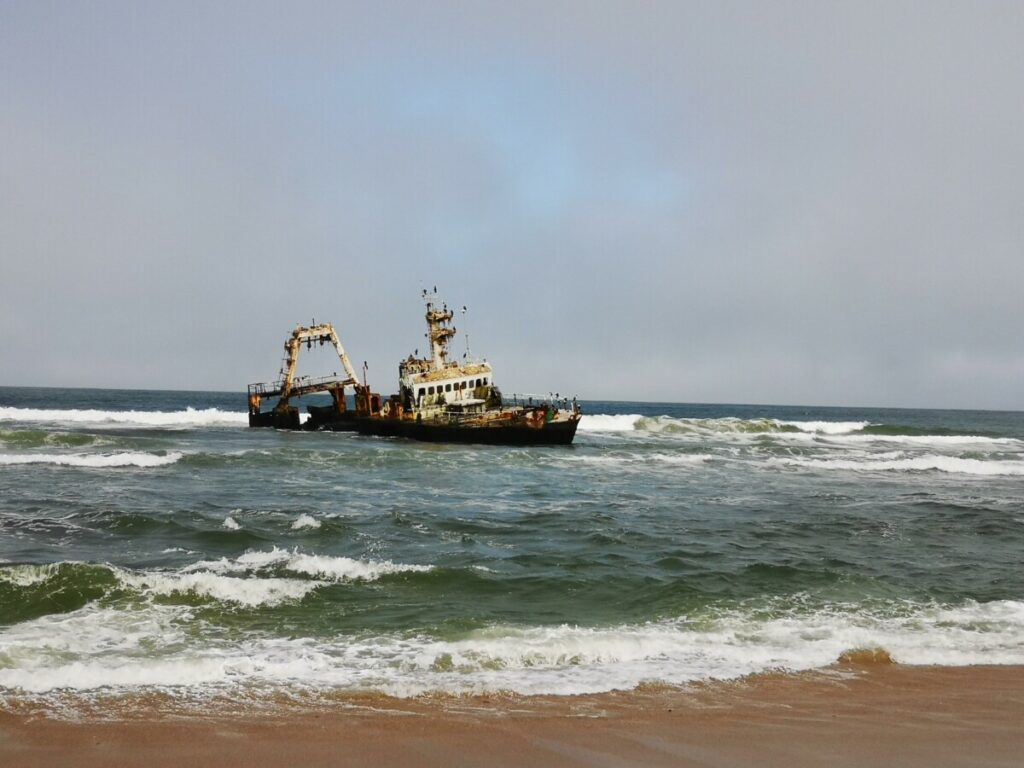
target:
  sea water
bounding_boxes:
[1,386,1022,700]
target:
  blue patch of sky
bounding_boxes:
[268,51,688,272]
[390,65,582,222]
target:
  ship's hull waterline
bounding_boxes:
[359,415,579,445]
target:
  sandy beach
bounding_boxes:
[2,663,1022,768]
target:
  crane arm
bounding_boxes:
[326,325,359,383]
[278,323,359,402]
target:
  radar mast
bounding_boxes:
[422,287,456,371]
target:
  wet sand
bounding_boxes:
[2,664,1023,767]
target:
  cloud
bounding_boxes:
[1,2,1022,408]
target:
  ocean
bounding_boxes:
[1,386,1022,703]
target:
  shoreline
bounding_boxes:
[3,663,1023,767]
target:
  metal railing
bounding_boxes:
[503,393,580,413]
[423,394,580,422]
[247,373,354,398]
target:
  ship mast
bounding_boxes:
[422,288,456,371]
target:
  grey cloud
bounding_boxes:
[2,2,1022,408]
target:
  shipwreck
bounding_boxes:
[247,290,582,445]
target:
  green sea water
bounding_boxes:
[1,387,1022,698]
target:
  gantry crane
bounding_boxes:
[247,323,364,429]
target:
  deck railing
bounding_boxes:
[247,373,352,398]
[503,393,580,413]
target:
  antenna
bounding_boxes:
[462,305,471,360]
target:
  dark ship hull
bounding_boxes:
[354,415,579,445]
[309,407,580,446]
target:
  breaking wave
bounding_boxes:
[578,416,1021,455]
[0,550,434,618]
[0,451,183,468]
[0,560,316,611]
[776,419,872,434]
[1,597,1022,695]
[291,514,322,530]
[116,570,319,607]
[579,414,643,432]
[579,414,871,435]
[186,547,433,582]
[0,406,248,428]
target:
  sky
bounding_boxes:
[2,1,1023,409]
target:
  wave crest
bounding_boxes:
[578,414,643,432]
[185,547,433,582]
[291,514,321,531]
[115,570,319,607]
[0,406,247,428]
[0,550,432,614]
[579,414,871,436]
[0,451,182,468]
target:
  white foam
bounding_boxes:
[222,515,241,530]
[291,514,321,531]
[777,420,870,434]
[0,656,245,693]
[3,599,1023,696]
[773,455,1024,476]
[0,406,248,428]
[0,451,182,468]
[770,431,1021,448]
[115,570,319,607]
[650,452,713,465]
[285,553,431,580]
[0,604,229,693]
[578,414,1018,456]
[231,549,289,569]
[618,417,868,436]
[578,414,642,432]
[846,433,1021,447]
[0,562,63,586]
[569,452,712,468]
[2,559,320,608]
[185,547,432,583]
[637,416,749,435]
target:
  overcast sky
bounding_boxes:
[2,1,1022,409]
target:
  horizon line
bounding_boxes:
[0,383,1021,415]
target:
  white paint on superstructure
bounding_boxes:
[397,289,498,416]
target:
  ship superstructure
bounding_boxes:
[397,289,496,419]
